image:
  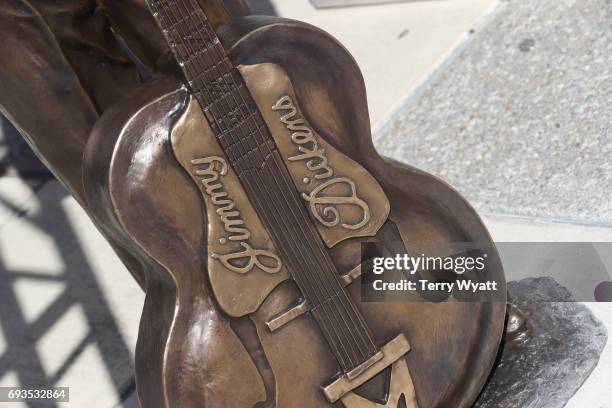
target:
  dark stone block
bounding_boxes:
[475,277,608,408]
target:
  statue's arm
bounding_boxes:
[0,0,250,287]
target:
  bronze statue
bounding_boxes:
[1,1,507,406]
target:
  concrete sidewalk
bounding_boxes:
[0,0,610,407]
[0,178,142,407]
[376,0,612,226]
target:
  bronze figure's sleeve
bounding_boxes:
[0,0,248,201]
[0,0,250,286]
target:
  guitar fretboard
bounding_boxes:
[148,0,379,373]
[149,0,270,173]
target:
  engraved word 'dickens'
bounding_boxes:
[191,156,282,275]
[272,96,371,230]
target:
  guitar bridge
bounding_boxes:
[322,334,418,407]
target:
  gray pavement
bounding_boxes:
[268,0,499,128]
[376,0,612,226]
[0,178,143,407]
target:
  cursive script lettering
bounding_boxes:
[212,242,283,275]
[272,96,333,180]
[302,178,370,230]
[272,96,370,230]
[191,156,282,274]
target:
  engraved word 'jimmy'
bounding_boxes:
[191,156,282,274]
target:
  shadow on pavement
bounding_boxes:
[0,129,135,407]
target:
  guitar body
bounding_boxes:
[84,16,505,408]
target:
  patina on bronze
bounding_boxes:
[80,0,507,406]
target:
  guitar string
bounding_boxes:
[154,0,376,367]
[150,0,338,341]
[165,0,357,364]
[167,0,354,316]
[183,8,378,361]
[184,5,371,366]
[151,0,373,368]
[181,7,376,364]
[159,0,375,369]
[150,0,357,367]
[150,0,376,368]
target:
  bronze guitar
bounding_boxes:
[83,1,506,407]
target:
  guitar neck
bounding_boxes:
[147,0,380,374]
[148,0,255,132]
